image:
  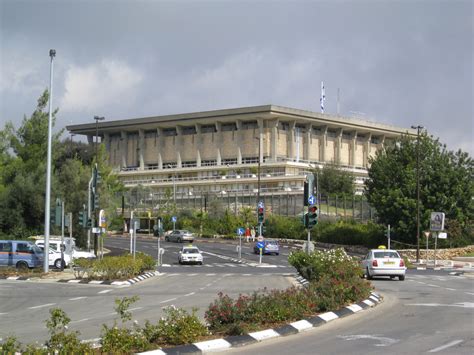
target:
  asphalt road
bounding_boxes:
[217,269,474,355]
[0,235,296,344]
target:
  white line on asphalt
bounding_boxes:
[28,303,56,310]
[184,292,196,297]
[428,340,463,353]
[445,288,456,291]
[426,284,440,288]
[159,298,177,304]
[69,296,88,301]
[205,273,216,276]
[128,307,143,311]
[465,292,474,296]
[0,312,8,315]
[70,318,89,324]
[98,289,112,294]
[206,283,212,287]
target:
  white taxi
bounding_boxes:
[178,245,203,265]
[362,248,406,281]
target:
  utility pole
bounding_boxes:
[411,125,423,262]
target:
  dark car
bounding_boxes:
[254,240,280,255]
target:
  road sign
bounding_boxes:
[99,209,106,228]
[237,227,244,236]
[308,195,315,205]
[256,241,265,249]
[438,232,447,239]
[258,201,264,208]
[257,236,264,242]
[171,216,177,223]
[430,212,445,231]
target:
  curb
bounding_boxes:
[0,271,160,286]
[137,292,382,355]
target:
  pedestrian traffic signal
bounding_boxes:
[257,207,265,223]
[78,211,84,227]
[308,205,318,227]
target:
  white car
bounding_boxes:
[46,249,72,269]
[178,246,203,265]
[362,248,406,281]
[35,239,95,265]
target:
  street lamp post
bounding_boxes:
[255,136,262,237]
[93,116,105,255]
[411,125,423,263]
[43,49,56,273]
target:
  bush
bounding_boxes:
[0,336,21,354]
[135,252,157,272]
[264,215,306,239]
[313,220,385,247]
[155,306,208,345]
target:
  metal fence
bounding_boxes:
[124,190,376,222]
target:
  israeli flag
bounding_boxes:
[320,81,325,113]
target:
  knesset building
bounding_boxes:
[67,105,414,205]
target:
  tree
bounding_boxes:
[365,133,473,245]
[0,90,62,237]
[313,163,354,196]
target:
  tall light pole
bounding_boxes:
[255,136,263,237]
[43,49,56,273]
[93,116,105,256]
[411,125,423,263]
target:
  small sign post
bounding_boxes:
[237,227,244,259]
[256,241,265,264]
[430,212,445,267]
[171,216,177,231]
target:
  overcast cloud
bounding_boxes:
[1,0,472,155]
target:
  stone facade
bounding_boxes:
[68,105,415,198]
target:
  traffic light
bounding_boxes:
[86,219,92,228]
[308,205,318,227]
[50,202,61,226]
[93,193,100,210]
[304,174,315,206]
[257,206,265,224]
[50,207,56,226]
[78,211,88,228]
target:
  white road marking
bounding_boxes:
[128,307,143,311]
[428,339,463,352]
[426,284,440,288]
[338,334,399,347]
[445,288,456,291]
[465,292,474,296]
[159,298,177,304]
[184,292,196,297]
[205,273,216,276]
[70,318,89,324]
[69,296,88,301]
[28,303,56,310]
[98,289,112,294]
[406,302,474,308]
[0,312,8,315]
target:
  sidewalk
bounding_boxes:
[412,257,474,272]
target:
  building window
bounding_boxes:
[241,121,258,130]
[181,126,196,135]
[342,132,352,140]
[279,122,289,131]
[371,136,380,144]
[164,162,177,169]
[163,128,177,136]
[222,158,238,165]
[182,161,197,167]
[242,157,258,164]
[145,131,156,138]
[201,159,217,166]
[221,123,237,132]
[201,124,216,133]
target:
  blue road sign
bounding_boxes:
[256,241,265,249]
[171,216,177,223]
[258,201,264,208]
[308,195,315,205]
[237,227,245,236]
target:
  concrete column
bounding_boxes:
[304,124,312,161]
[156,128,163,169]
[138,129,145,170]
[320,126,328,163]
[176,126,182,168]
[195,124,202,167]
[288,121,296,161]
[363,133,372,167]
[120,131,127,169]
[235,120,242,165]
[351,131,358,167]
[87,135,94,145]
[215,122,222,165]
[103,132,111,164]
[258,118,264,163]
[335,128,343,164]
[269,120,278,162]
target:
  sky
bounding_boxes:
[1,0,472,155]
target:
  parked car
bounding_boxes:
[254,240,280,255]
[44,248,72,269]
[0,240,44,270]
[361,248,406,281]
[178,245,203,265]
[165,230,194,243]
[34,238,95,264]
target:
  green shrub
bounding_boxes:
[155,306,208,345]
[135,252,157,272]
[264,215,306,239]
[313,220,385,247]
[0,336,21,354]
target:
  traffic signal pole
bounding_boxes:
[87,175,93,251]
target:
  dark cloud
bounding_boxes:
[1,0,472,154]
